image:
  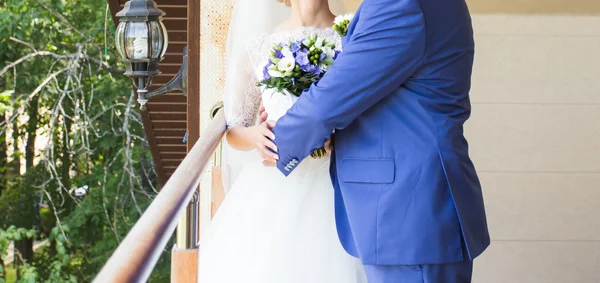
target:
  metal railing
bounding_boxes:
[93,108,226,283]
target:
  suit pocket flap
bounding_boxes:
[339,158,395,184]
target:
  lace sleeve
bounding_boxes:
[223,38,263,129]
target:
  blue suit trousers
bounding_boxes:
[365,260,473,283]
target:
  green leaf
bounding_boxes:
[57,245,66,255]
[0,89,14,98]
[61,254,70,264]
[26,230,35,238]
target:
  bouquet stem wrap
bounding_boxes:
[310,147,328,159]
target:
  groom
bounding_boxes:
[263,0,490,281]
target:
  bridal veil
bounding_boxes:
[221,0,347,194]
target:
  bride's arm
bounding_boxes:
[226,126,256,151]
[223,42,279,162]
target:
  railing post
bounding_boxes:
[210,101,226,218]
[175,192,199,249]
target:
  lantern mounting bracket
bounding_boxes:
[137,47,187,110]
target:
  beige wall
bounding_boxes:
[468,15,600,282]
[344,0,600,14]
[466,0,600,14]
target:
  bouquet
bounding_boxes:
[258,34,341,158]
[258,34,340,97]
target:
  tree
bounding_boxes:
[0,0,169,281]
[0,88,9,197]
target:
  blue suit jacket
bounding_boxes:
[273,0,490,265]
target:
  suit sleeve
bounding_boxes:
[273,0,427,176]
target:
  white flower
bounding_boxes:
[334,14,354,25]
[268,69,284,78]
[319,46,336,71]
[268,65,285,77]
[315,38,324,48]
[281,47,294,59]
[321,46,335,60]
[277,57,296,73]
[333,14,355,37]
[320,61,333,72]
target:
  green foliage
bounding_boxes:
[39,227,77,283]
[0,90,13,114]
[0,225,82,283]
[2,265,17,283]
[0,0,169,281]
[0,226,38,282]
[38,208,53,236]
[0,166,43,231]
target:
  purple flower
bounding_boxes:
[290,41,301,53]
[291,78,295,85]
[334,50,341,59]
[306,64,322,76]
[300,63,313,72]
[295,50,309,67]
[319,53,326,62]
[263,60,273,80]
[274,49,284,59]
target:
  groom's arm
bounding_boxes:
[272,0,426,175]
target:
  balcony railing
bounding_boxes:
[93,108,226,283]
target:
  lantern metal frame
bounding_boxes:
[115,0,187,110]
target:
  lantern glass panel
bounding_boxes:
[115,23,126,59]
[149,21,164,59]
[160,22,168,57]
[125,22,149,60]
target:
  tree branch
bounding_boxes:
[85,55,125,75]
[35,0,86,38]
[9,37,37,52]
[0,38,125,77]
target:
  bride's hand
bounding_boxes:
[258,104,268,124]
[251,120,278,163]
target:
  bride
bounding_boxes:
[196,0,367,282]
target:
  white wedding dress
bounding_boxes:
[196,27,367,283]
